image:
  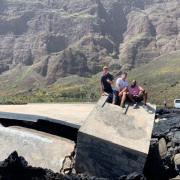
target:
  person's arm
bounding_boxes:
[106,74,114,85]
[138,86,145,95]
[107,79,114,85]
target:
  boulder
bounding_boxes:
[174,154,180,173]
[158,138,167,158]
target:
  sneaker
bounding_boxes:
[133,102,138,109]
[121,105,125,108]
[125,103,128,108]
[143,104,148,110]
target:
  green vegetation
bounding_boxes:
[31,77,99,103]
[0,75,100,104]
[128,51,180,107]
[0,52,179,107]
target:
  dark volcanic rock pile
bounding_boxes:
[0,113,180,180]
[144,113,180,180]
[0,151,145,180]
[0,151,64,180]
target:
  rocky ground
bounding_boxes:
[146,112,180,180]
[144,112,180,180]
[0,151,145,180]
[0,112,179,180]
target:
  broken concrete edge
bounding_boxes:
[80,95,127,128]
[3,125,73,143]
[77,131,148,159]
[126,103,156,155]
[79,96,155,149]
[0,111,80,129]
[97,95,109,107]
[75,132,147,177]
[96,95,129,113]
[0,125,75,172]
[75,96,156,177]
[79,96,108,127]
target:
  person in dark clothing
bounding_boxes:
[100,66,114,103]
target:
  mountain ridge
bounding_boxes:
[0,0,179,104]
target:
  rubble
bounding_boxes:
[144,113,180,180]
[0,151,145,180]
[0,111,179,180]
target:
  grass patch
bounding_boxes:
[0,50,179,106]
[128,51,180,106]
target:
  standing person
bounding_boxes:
[128,80,148,108]
[113,72,128,107]
[100,66,114,103]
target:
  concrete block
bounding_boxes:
[75,97,156,178]
[0,126,75,172]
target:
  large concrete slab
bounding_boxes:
[0,103,95,127]
[75,96,156,177]
[0,125,75,172]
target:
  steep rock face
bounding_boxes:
[119,0,180,69]
[46,49,89,84]
[0,0,179,87]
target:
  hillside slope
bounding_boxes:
[0,0,179,104]
[128,51,180,106]
[0,51,179,106]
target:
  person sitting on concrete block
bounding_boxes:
[100,66,114,103]
[128,80,148,108]
[113,72,128,108]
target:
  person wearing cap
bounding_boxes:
[100,66,114,103]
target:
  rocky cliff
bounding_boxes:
[0,0,179,95]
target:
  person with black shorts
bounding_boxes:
[100,66,114,103]
[128,80,148,108]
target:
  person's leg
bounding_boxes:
[127,92,136,103]
[107,93,113,103]
[136,93,143,102]
[138,91,148,105]
[112,92,116,105]
[143,91,148,105]
[113,90,119,105]
[120,92,127,107]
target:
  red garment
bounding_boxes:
[128,86,143,96]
